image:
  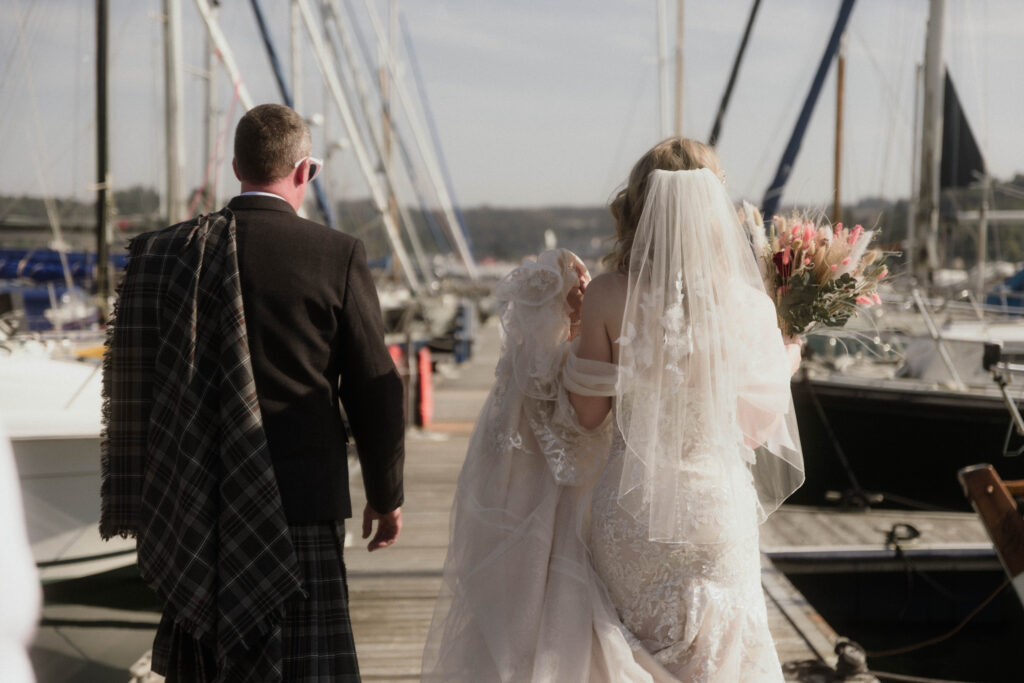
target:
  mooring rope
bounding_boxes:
[865,576,1009,658]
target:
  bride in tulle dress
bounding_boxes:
[421,138,805,682]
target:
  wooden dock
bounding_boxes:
[762,505,995,575]
[345,320,844,681]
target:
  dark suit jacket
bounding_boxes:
[229,194,404,522]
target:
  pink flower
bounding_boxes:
[872,293,882,304]
[830,264,838,271]
[803,257,811,266]
[878,266,888,279]
[842,257,851,266]
[848,224,863,245]
[856,295,873,305]
[773,250,792,280]
[803,224,815,244]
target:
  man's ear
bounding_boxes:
[231,158,241,181]
[292,159,308,187]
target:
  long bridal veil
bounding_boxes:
[614,168,804,545]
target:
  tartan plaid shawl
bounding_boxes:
[100,209,303,672]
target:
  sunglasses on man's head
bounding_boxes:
[293,155,323,183]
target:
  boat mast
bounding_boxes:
[673,0,683,136]
[95,0,110,318]
[291,0,303,112]
[381,0,402,284]
[193,0,255,109]
[914,0,945,287]
[833,31,846,225]
[163,0,186,225]
[907,64,923,279]
[976,175,990,300]
[656,0,668,137]
[202,2,218,213]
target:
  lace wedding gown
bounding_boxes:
[422,242,800,681]
[590,433,781,681]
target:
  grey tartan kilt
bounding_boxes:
[152,521,360,682]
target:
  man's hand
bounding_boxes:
[362,504,402,552]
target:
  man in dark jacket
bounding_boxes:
[101,103,404,681]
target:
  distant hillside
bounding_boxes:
[4,175,1024,269]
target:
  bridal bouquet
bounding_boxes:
[741,203,888,337]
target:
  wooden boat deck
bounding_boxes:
[761,505,995,574]
[345,320,841,681]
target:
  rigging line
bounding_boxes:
[207,92,242,214]
[249,0,336,229]
[340,0,384,144]
[708,0,762,147]
[0,0,36,94]
[749,88,801,203]
[850,14,909,200]
[399,14,472,250]
[358,24,448,253]
[321,9,448,254]
[187,84,240,216]
[73,0,85,200]
[799,371,868,499]
[953,0,988,160]
[761,0,858,218]
[357,0,474,278]
[11,0,74,292]
[324,4,380,163]
[602,65,651,198]
[865,577,1009,658]
[318,2,433,275]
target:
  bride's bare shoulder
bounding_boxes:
[586,271,627,295]
[582,271,627,318]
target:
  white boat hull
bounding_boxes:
[1,347,136,581]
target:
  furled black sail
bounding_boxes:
[940,73,986,189]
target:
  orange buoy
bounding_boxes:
[417,346,433,428]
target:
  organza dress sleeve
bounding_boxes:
[496,249,618,485]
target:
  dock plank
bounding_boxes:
[761,505,996,574]
[346,320,835,680]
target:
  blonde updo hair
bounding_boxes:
[604,137,723,273]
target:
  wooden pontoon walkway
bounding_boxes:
[346,320,842,681]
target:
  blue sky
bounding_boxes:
[1,0,1021,213]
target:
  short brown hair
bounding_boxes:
[604,137,722,273]
[233,104,311,184]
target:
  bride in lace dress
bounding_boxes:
[422,138,804,682]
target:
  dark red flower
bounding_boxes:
[772,250,792,281]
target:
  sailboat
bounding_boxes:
[1,338,136,582]
[761,0,1024,512]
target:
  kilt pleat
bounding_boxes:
[152,521,360,682]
